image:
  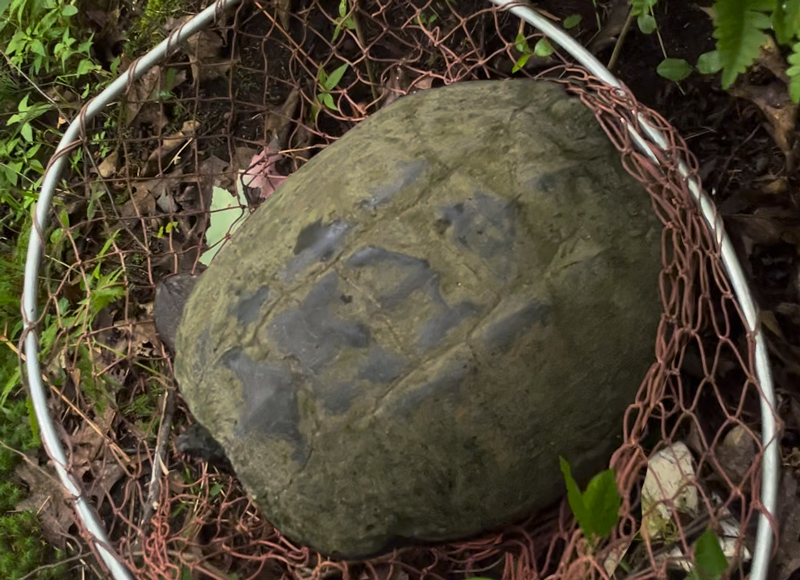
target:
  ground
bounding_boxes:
[4,0,800,578]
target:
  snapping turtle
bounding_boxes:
[155,79,663,559]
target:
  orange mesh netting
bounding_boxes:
[31,0,779,578]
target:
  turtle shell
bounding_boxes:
[173,79,663,558]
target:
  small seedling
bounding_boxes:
[512,33,553,73]
[416,11,439,27]
[563,14,582,30]
[559,456,621,545]
[631,0,658,34]
[657,58,693,82]
[157,220,179,238]
[332,0,356,42]
[312,63,349,117]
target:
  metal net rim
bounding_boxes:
[18,1,779,579]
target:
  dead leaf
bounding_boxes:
[587,0,631,54]
[143,120,200,177]
[382,66,435,107]
[87,460,126,513]
[96,151,118,179]
[265,88,300,142]
[124,65,162,127]
[184,28,233,83]
[275,0,291,29]
[758,35,790,84]
[122,185,158,219]
[240,139,288,200]
[14,461,75,548]
[730,81,797,159]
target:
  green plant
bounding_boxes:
[653,0,800,101]
[312,63,349,116]
[559,456,622,546]
[0,0,107,223]
[512,33,553,73]
[563,14,582,30]
[332,0,356,42]
[416,11,439,28]
[0,236,68,579]
[631,0,658,34]
[688,528,729,580]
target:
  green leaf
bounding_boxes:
[533,38,554,57]
[787,41,800,102]
[713,0,776,89]
[199,186,248,266]
[77,59,98,75]
[61,4,76,16]
[630,0,658,17]
[657,58,693,81]
[339,0,347,18]
[332,24,342,42]
[30,38,45,56]
[321,92,337,111]
[697,50,723,73]
[324,63,349,90]
[580,469,622,538]
[511,53,531,73]
[687,529,729,580]
[560,456,621,541]
[560,457,590,529]
[563,14,582,29]
[20,122,32,142]
[514,32,529,53]
[773,0,800,45]
[637,14,657,34]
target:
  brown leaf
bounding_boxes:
[124,66,162,127]
[275,0,292,29]
[730,81,797,158]
[143,120,200,177]
[96,151,118,179]
[121,185,158,219]
[14,461,75,548]
[185,28,233,83]
[87,460,126,513]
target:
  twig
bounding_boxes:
[351,0,379,104]
[139,386,176,528]
[607,10,634,72]
[17,553,89,580]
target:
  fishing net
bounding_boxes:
[28,0,779,578]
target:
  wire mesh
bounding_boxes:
[20,0,779,579]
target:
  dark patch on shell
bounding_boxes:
[222,350,307,461]
[267,271,371,372]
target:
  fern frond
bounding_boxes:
[772,0,800,45]
[713,0,776,88]
[787,41,800,103]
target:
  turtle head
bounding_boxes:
[154,273,200,352]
